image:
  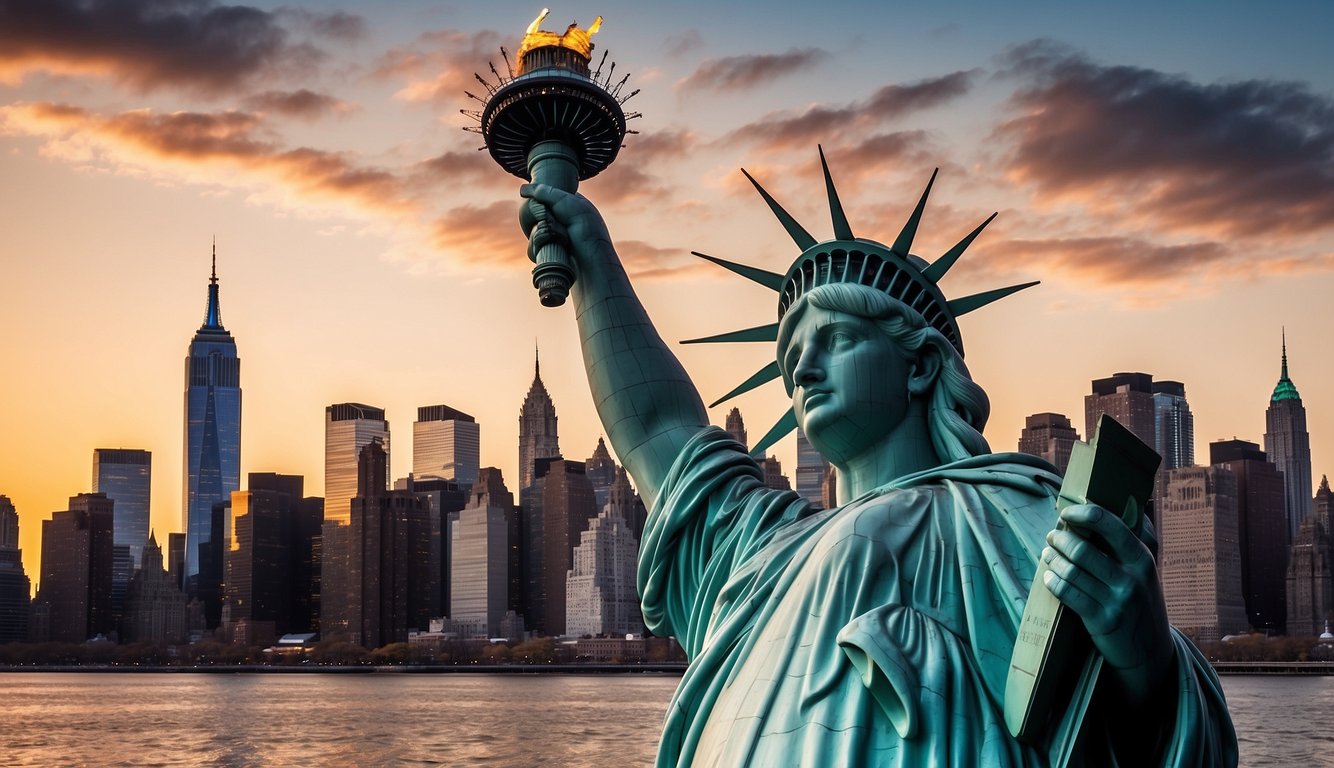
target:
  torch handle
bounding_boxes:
[527,141,582,307]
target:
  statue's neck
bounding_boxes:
[835,403,939,504]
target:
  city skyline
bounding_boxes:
[3,1,1334,590]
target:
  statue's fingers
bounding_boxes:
[1041,546,1112,604]
[1045,526,1118,589]
[519,182,565,207]
[1060,503,1148,567]
[1042,567,1109,633]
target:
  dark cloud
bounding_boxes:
[997,41,1334,240]
[677,48,827,93]
[276,8,366,41]
[661,30,704,58]
[987,235,1233,287]
[0,0,329,94]
[243,89,350,119]
[725,71,977,151]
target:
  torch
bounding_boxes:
[464,9,640,307]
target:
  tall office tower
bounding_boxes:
[121,532,187,644]
[451,468,517,638]
[413,404,480,488]
[585,437,618,512]
[1265,334,1313,541]
[92,449,151,568]
[518,351,561,497]
[347,440,431,649]
[183,250,241,605]
[0,495,30,643]
[725,407,748,449]
[1288,476,1334,636]
[761,456,791,491]
[795,429,830,508]
[35,493,115,642]
[1018,413,1081,474]
[566,502,643,638]
[1152,381,1195,471]
[606,467,647,544]
[524,458,596,636]
[1159,466,1248,643]
[398,475,468,620]
[325,403,390,525]
[1084,372,1156,446]
[1210,440,1288,634]
[167,532,186,590]
[225,473,319,646]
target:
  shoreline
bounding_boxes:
[0,663,688,674]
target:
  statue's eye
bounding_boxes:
[829,330,856,350]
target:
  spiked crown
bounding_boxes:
[685,147,1038,457]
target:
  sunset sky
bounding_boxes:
[3,1,1333,591]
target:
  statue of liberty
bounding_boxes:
[518,149,1236,767]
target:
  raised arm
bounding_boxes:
[520,183,709,509]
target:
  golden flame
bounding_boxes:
[516,8,603,63]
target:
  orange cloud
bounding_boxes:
[373,29,506,107]
[676,48,828,93]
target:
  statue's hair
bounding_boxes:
[778,282,992,463]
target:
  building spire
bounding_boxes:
[1271,327,1300,402]
[203,240,223,330]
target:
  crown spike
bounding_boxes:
[947,281,1039,316]
[682,323,779,345]
[741,168,818,252]
[891,168,938,257]
[923,212,997,284]
[709,362,782,408]
[692,252,783,291]
[750,407,798,458]
[819,145,854,240]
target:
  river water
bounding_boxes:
[0,672,1328,766]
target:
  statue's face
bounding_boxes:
[782,306,912,464]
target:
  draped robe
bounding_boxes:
[639,427,1237,767]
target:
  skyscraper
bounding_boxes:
[92,448,151,568]
[1288,476,1334,637]
[1210,440,1287,634]
[183,249,241,603]
[1152,381,1195,471]
[346,439,431,649]
[225,473,320,645]
[518,350,560,496]
[121,532,187,645]
[524,458,596,636]
[35,493,115,643]
[1159,466,1248,643]
[1017,413,1081,474]
[725,407,747,449]
[1265,333,1313,541]
[451,468,517,638]
[0,495,30,643]
[413,404,480,488]
[566,501,643,638]
[325,403,390,525]
[795,429,829,508]
[585,437,619,512]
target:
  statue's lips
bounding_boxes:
[801,390,832,410]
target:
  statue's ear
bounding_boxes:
[906,341,942,397]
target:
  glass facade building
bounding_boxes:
[182,255,241,605]
[92,448,151,568]
[413,404,479,488]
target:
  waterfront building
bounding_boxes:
[92,448,151,569]
[347,440,431,649]
[795,428,830,508]
[0,495,30,643]
[518,349,560,498]
[1210,440,1288,634]
[182,250,241,608]
[1017,412,1081,474]
[523,458,596,636]
[566,489,643,638]
[121,532,187,644]
[226,473,322,645]
[35,493,115,642]
[1086,372,1191,521]
[1265,334,1313,541]
[413,404,480,488]
[398,475,468,620]
[322,402,390,640]
[1159,466,1248,643]
[450,468,517,638]
[1288,476,1334,637]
